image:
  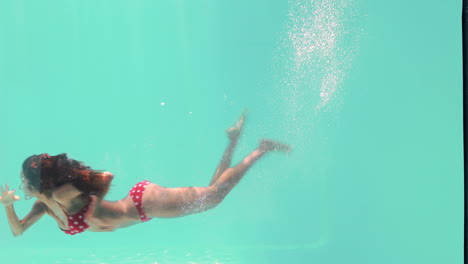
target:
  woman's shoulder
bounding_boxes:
[52,184,83,202]
[102,171,114,178]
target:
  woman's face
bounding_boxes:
[20,170,80,206]
[20,170,40,200]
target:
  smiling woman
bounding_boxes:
[0,113,291,236]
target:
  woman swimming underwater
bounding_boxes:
[0,113,291,236]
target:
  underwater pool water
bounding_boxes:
[0,0,462,263]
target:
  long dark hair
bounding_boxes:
[21,153,113,198]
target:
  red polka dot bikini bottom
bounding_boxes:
[128,180,153,222]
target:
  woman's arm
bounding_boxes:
[1,184,46,236]
[3,200,46,236]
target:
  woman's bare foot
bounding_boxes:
[226,112,247,142]
[259,139,292,153]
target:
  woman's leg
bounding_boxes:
[142,139,291,218]
[211,139,291,195]
[209,113,246,186]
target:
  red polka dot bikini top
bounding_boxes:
[61,203,90,235]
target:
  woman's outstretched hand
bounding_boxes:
[0,184,20,206]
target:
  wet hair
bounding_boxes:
[21,153,113,198]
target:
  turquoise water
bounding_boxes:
[0,0,462,263]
